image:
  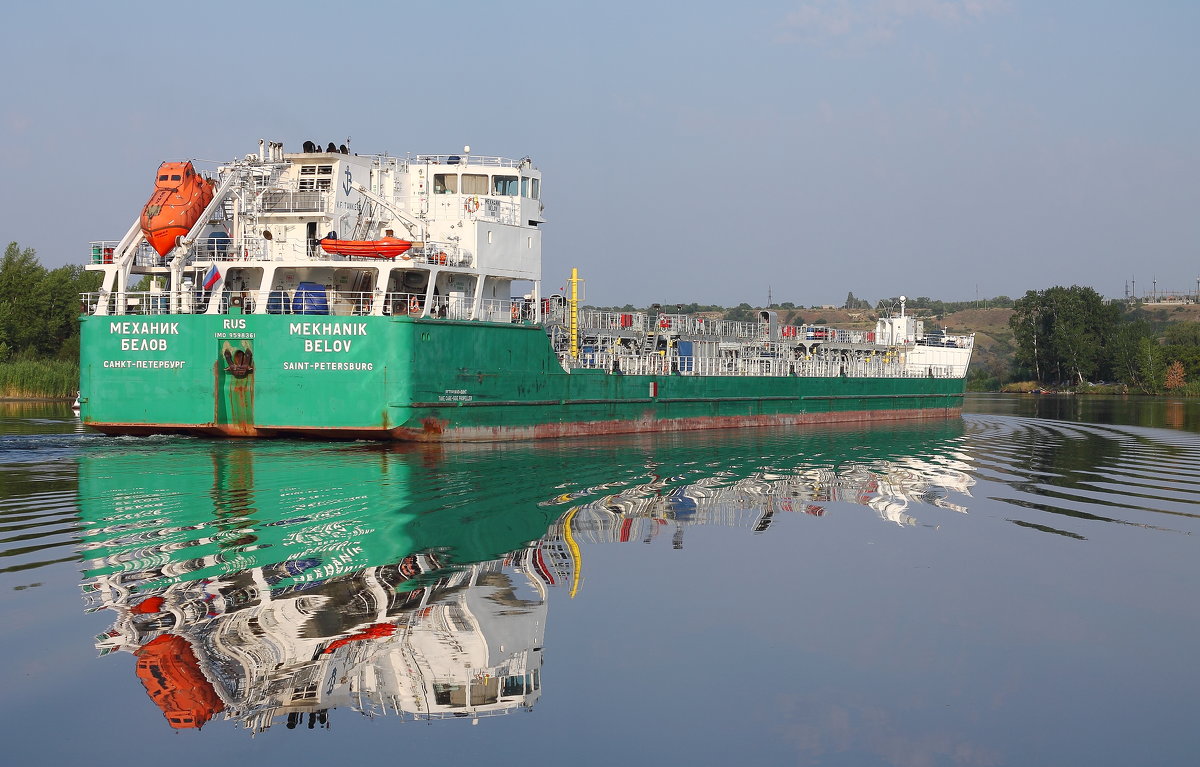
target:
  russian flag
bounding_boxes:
[202,264,221,290]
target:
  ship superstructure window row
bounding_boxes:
[433,173,539,199]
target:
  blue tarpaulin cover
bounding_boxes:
[292,282,329,315]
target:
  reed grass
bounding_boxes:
[0,360,78,399]
[1076,383,1129,395]
[1165,381,1200,397]
[1000,380,1041,393]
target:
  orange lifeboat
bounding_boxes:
[134,634,224,729]
[140,161,215,257]
[319,236,414,259]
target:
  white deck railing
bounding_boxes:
[569,352,962,379]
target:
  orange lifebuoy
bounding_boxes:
[465,197,480,214]
[409,296,420,314]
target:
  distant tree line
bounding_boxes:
[875,295,1015,315]
[844,292,872,310]
[0,242,100,361]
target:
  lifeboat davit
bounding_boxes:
[140,161,215,257]
[319,236,413,259]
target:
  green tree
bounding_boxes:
[0,242,99,360]
[40,265,99,357]
[844,292,871,310]
[1009,286,1119,385]
[1010,289,1047,381]
[1109,319,1153,389]
[725,302,754,322]
[1137,337,1166,393]
[1163,322,1200,346]
[0,242,48,354]
[1158,345,1200,383]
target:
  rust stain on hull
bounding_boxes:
[420,416,448,435]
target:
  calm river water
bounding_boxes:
[1,394,1197,765]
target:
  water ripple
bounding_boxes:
[0,413,1197,586]
[962,414,1200,537]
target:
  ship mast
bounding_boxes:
[569,267,581,358]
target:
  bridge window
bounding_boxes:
[434,683,465,707]
[461,174,488,195]
[493,175,518,196]
[531,178,540,200]
[521,177,529,197]
[502,675,526,697]
[433,174,458,194]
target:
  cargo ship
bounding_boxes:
[80,139,973,440]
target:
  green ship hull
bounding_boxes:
[79,312,963,441]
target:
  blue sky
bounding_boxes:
[2,0,1197,307]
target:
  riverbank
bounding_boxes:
[999,380,1200,396]
[0,360,79,400]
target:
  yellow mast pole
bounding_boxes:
[562,506,582,598]
[569,267,580,358]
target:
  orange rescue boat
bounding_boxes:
[134,634,224,729]
[140,161,215,257]
[319,236,413,259]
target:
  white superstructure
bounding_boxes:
[87,140,545,322]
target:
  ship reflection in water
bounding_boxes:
[77,421,972,732]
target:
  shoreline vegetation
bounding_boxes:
[999,380,1200,397]
[0,241,99,400]
[0,360,79,400]
[4,239,1200,401]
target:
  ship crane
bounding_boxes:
[169,169,255,314]
[350,182,426,242]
